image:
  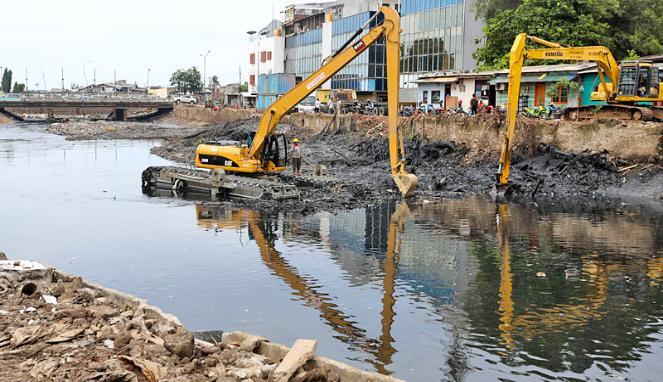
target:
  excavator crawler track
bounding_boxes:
[141,166,300,201]
[563,104,656,121]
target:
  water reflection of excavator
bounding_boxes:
[144,6,416,200]
[195,202,412,374]
[493,34,663,197]
[495,203,608,349]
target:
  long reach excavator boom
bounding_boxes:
[195,6,417,197]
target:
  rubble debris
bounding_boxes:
[273,339,317,382]
[0,257,402,381]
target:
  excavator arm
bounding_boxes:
[249,6,417,196]
[495,33,621,196]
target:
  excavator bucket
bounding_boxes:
[393,173,418,197]
[489,184,510,204]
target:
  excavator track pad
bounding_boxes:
[141,166,300,201]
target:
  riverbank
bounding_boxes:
[0,255,401,382]
[34,109,663,213]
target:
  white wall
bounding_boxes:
[321,16,333,90]
[248,35,277,93]
[452,78,475,108]
[417,78,477,109]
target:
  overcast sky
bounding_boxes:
[2,0,324,90]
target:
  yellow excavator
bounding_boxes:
[195,6,417,197]
[494,33,663,197]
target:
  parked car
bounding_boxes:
[295,96,316,113]
[171,94,197,104]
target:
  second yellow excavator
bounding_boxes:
[493,33,663,198]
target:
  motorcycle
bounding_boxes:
[448,105,466,115]
[546,103,561,119]
[364,101,377,115]
[351,101,362,114]
[522,105,547,119]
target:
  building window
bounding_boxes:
[431,90,440,104]
[422,90,428,103]
[553,85,569,103]
[249,75,255,86]
[249,53,255,65]
[266,51,272,61]
[260,51,267,63]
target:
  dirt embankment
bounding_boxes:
[43,110,663,213]
[0,113,14,124]
[0,256,399,382]
[46,121,209,141]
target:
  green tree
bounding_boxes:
[474,0,663,69]
[239,82,248,92]
[11,82,25,93]
[1,69,13,93]
[169,67,203,93]
[208,75,220,88]
[611,0,663,58]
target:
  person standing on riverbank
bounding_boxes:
[290,138,302,176]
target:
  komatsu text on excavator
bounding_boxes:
[143,6,417,200]
[492,33,663,199]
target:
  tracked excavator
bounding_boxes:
[492,33,663,199]
[142,6,417,200]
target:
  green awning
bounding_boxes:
[489,73,576,85]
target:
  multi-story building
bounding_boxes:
[248,0,484,101]
[399,0,483,87]
[247,19,284,94]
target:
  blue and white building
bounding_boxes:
[248,0,484,102]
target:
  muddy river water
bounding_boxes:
[1,124,662,381]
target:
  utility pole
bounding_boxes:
[61,67,64,92]
[201,50,211,92]
[25,67,28,93]
[114,69,116,86]
[239,65,242,92]
[93,68,96,85]
[147,68,151,93]
[83,60,92,87]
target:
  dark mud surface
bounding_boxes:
[45,117,663,214]
[150,117,663,213]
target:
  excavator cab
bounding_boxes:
[617,61,659,100]
[257,132,288,170]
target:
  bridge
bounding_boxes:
[0,97,174,122]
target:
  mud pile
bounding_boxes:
[1,257,388,381]
[47,121,208,141]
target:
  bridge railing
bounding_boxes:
[1,93,172,103]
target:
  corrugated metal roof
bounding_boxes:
[491,62,595,75]
[490,73,577,84]
[414,77,459,84]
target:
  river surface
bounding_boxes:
[1,123,662,381]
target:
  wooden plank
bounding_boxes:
[271,339,317,382]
